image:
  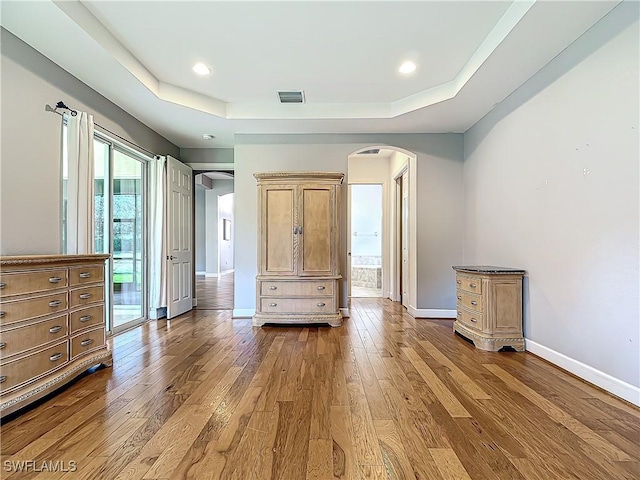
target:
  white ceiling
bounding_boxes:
[1,1,619,148]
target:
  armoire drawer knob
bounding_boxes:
[269,286,277,290]
[317,303,326,307]
[49,276,62,283]
[49,326,62,334]
[80,339,93,347]
[49,353,63,362]
[269,303,277,307]
[79,293,92,300]
[317,286,325,290]
[79,315,92,322]
[49,300,62,307]
[79,272,92,278]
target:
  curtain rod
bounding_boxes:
[45,101,158,158]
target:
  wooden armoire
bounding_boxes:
[253,172,344,327]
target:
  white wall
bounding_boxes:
[205,180,234,276]
[0,29,179,255]
[233,134,464,317]
[219,193,234,272]
[195,188,206,273]
[463,3,639,402]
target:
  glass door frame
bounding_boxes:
[94,132,149,335]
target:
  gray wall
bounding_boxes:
[233,134,464,314]
[180,148,234,164]
[0,28,179,255]
[464,3,639,388]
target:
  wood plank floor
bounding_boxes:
[1,297,638,479]
[195,272,234,310]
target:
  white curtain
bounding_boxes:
[148,156,167,315]
[66,112,95,254]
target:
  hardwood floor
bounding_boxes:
[1,297,638,479]
[196,272,234,310]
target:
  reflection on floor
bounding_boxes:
[196,271,234,310]
[350,285,383,297]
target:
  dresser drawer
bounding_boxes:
[0,269,67,296]
[260,280,334,297]
[70,305,104,333]
[456,275,482,295]
[0,315,68,359]
[0,292,67,326]
[0,341,68,393]
[260,297,335,314]
[457,309,484,333]
[69,265,104,286]
[69,285,104,308]
[71,328,105,359]
[456,291,483,312]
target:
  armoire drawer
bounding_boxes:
[260,280,334,297]
[69,285,104,308]
[71,328,105,359]
[0,292,68,326]
[70,305,104,333]
[0,341,69,393]
[0,314,68,359]
[0,268,67,297]
[260,297,335,314]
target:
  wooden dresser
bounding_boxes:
[253,172,343,327]
[0,254,112,417]
[453,266,525,352]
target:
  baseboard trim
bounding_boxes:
[525,339,640,407]
[407,306,457,319]
[205,272,219,278]
[192,298,197,307]
[148,307,167,320]
[196,271,206,276]
[340,308,350,318]
[232,309,255,318]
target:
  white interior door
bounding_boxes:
[167,156,193,319]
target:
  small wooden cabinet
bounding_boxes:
[0,254,112,417]
[254,172,343,327]
[453,266,525,352]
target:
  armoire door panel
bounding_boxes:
[263,187,296,275]
[300,187,333,275]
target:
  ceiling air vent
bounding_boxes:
[278,91,305,104]
[358,149,380,155]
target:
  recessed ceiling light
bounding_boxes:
[399,61,416,74]
[202,134,215,140]
[192,63,211,76]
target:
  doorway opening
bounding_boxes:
[350,184,383,297]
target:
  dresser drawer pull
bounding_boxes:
[79,272,92,279]
[80,339,93,347]
[269,303,277,307]
[457,296,461,300]
[0,342,6,349]
[0,282,5,289]
[49,300,62,307]
[469,283,477,288]
[49,326,63,334]
[456,280,461,284]
[470,301,478,306]
[79,315,92,322]
[49,353,63,362]
[268,286,277,290]
[0,376,6,383]
[317,302,326,307]
[49,276,62,283]
[317,286,326,290]
[470,318,478,323]
[79,293,92,300]
[0,312,5,318]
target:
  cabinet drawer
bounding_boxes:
[0,292,67,326]
[456,276,482,295]
[0,341,68,393]
[70,285,104,308]
[260,280,334,297]
[456,291,483,312]
[69,266,104,286]
[71,328,105,359]
[70,305,104,333]
[457,309,484,332]
[260,297,335,314]
[0,315,68,359]
[0,269,67,297]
